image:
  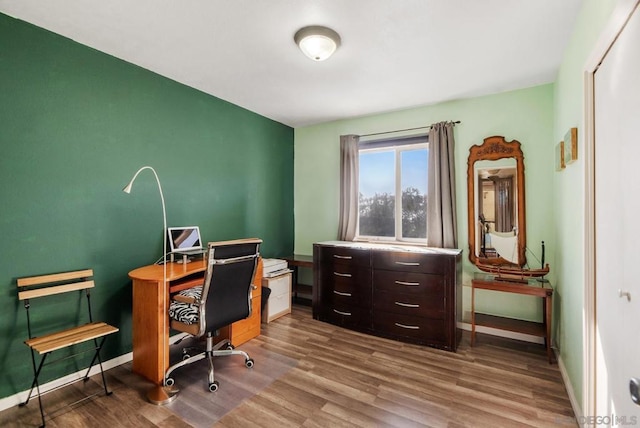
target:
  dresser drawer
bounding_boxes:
[373,270,444,294]
[319,246,371,267]
[327,286,371,308]
[373,289,444,319]
[373,312,446,343]
[319,265,370,292]
[321,304,371,330]
[317,265,371,310]
[372,251,447,274]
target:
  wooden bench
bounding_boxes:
[17,269,119,428]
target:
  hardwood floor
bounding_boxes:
[1,305,576,427]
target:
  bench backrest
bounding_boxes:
[18,269,95,301]
[18,269,98,340]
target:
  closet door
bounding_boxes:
[594,2,640,417]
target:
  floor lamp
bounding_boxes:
[123,166,177,405]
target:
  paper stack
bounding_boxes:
[262,258,291,278]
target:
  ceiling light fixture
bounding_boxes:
[294,25,341,61]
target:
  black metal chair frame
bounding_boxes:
[17,269,118,428]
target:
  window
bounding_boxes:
[357,135,428,242]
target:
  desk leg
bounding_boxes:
[132,279,168,385]
[471,283,476,346]
[545,293,553,364]
[291,266,299,303]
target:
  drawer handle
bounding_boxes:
[395,280,419,286]
[394,301,419,308]
[395,322,420,330]
[333,272,352,278]
[333,309,352,316]
[333,255,353,260]
[333,290,352,297]
[395,261,420,266]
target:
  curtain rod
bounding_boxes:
[359,120,461,138]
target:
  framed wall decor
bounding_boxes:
[556,141,565,171]
[564,127,578,164]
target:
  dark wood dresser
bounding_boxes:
[313,241,462,351]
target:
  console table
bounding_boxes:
[128,258,262,385]
[283,254,313,305]
[471,273,554,363]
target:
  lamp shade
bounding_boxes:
[294,26,341,61]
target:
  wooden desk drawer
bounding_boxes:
[229,296,260,346]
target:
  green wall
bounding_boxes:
[552,0,617,409]
[0,14,293,399]
[294,84,555,323]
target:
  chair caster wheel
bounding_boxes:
[226,343,235,350]
[182,353,191,361]
[208,381,219,392]
[245,358,254,368]
[165,377,175,387]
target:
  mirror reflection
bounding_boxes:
[475,159,518,263]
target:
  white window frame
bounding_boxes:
[356,140,428,244]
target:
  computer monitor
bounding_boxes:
[167,226,203,253]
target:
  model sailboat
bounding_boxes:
[477,234,550,280]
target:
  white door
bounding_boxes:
[594,2,640,419]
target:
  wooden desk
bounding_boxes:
[283,255,313,305]
[471,273,554,363]
[128,258,262,385]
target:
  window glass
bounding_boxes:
[358,150,395,237]
[358,138,428,242]
[401,148,428,239]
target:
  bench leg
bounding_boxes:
[22,336,113,428]
[20,349,47,428]
[86,336,112,396]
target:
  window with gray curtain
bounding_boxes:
[339,121,457,248]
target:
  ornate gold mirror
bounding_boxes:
[467,136,526,268]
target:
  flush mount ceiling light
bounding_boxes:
[294,25,341,61]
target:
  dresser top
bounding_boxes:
[315,241,462,256]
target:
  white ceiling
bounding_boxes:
[0,0,583,128]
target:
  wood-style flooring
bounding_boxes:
[0,305,576,427]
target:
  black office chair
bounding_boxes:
[165,238,261,392]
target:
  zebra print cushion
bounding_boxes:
[169,286,203,325]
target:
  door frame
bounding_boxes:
[583,0,640,420]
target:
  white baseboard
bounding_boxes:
[458,321,545,344]
[557,351,582,426]
[0,352,133,413]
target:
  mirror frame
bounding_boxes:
[467,136,526,267]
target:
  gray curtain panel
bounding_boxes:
[494,176,513,233]
[338,134,360,240]
[427,122,457,248]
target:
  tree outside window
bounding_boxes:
[358,141,428,242]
